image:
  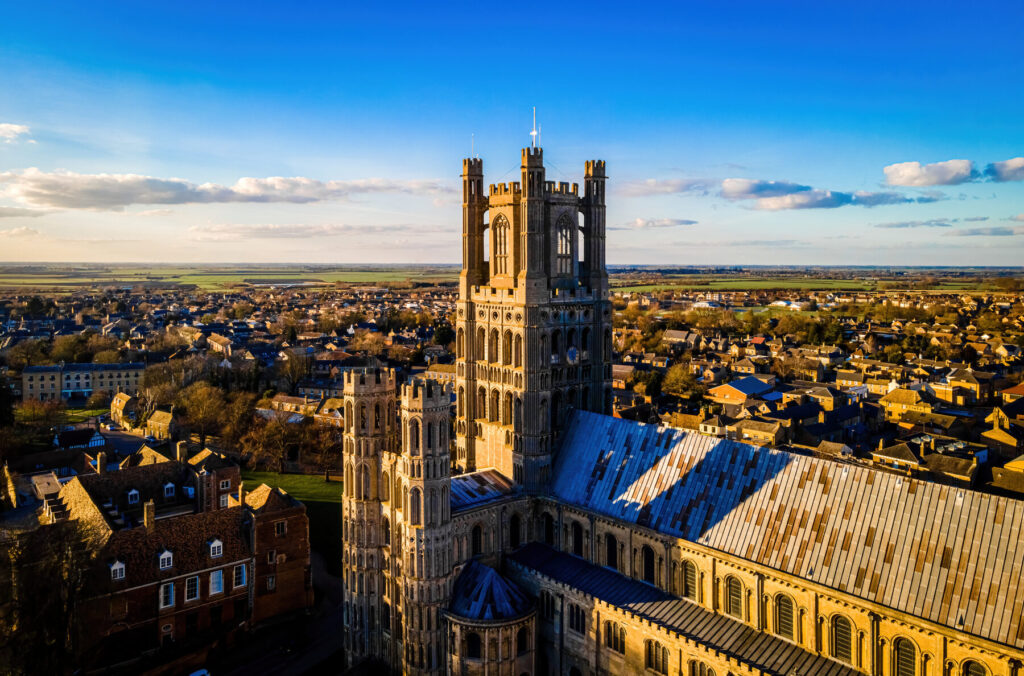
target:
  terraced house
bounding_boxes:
[341,146,1024,676]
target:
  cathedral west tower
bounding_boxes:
[454,147,612,492]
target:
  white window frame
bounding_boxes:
[163,482,175,498]
[219,494,229,508]
[234,561,247,589]
[267,574,276,591]
[209,539,223,558]
[210,569,224,595]
[127,489,139,505]
[185,575,199,602]
[159,550,173,570]
[219,479,231,490]
[159,582,174,608]
[110,560,125,581]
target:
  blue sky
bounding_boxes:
[0,1,1022,264]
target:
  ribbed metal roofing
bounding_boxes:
[450,469,514,512]
[509,543,859,676]
[553,410,1024,650]
[449,559,532,622]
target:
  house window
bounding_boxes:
[210,570,224,595]
[725,576,743,618]
[893,638,916,676]
[209,539,223,558]
[275,521,286,537]
[219,479,231,490]
[268,549,276,564]
[127,489,139,505]
[682,560,698,600]
[110,560,125,581]
[233,564,247,588]
[267,575,276,591]
[775,594,795,639]
[159,582,175,608]
[185,576,199,602]
[219,494,229,508]
[159,550,173,570]
[163,482,175,498]
[831,615,853,662]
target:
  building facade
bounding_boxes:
[341,146,1024,676]
[22,361,145,402]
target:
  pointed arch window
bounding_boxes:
[493,214,510,275]
[556,214,574,275]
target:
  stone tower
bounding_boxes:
[455,147,612,492]
[340,366,397,668]
[396,378,453,674]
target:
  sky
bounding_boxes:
[0,1,1022,266]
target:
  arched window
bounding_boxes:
[551,330,561,358]
[458,387,465,418]
[543,513,555,545]
[471,524,482,556]
[603,621,625,653]
[426,421,434,451]
[456,328,464,358]
[510,514,521,548]
[582,326,591,356]
[476,327,486,361]
[382,517,390,546]
[688,662,716,676]
[374,403,381,430]
[410,487,421,525]
[477,387,486,419]
[502,330,512,365]
[725,576,743,618]
[605,533,618,570]
[514,334,523,367]
[962,661,987,676]
[381,471,390,501]
[429,489,438,526]
[503,392,512,425]
[493,214,510,275]
[516,626,529,654]
[831,615,853,662]
[488,329,498,363]
[514,396,522,428]
[682,560,698,600]
[641,545,656,584]
[556,214,574,276]
[645,640,668,675]
[893,638,916,676]
[489,389,499,423]
[571,521,584,557]
[359,403,367,431]
[361,463,371,498]
[409,419,420,455]
[466,632,481,659]
[774,594,794,639]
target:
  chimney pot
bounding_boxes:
[97,451,107,475]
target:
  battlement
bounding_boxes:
[489,182,521,196]
[584,159,606,178]
[342,366,397,394]
[462,157,483,175]
[400,377,451,409]
[545,181,579,196]
[521,146,543,166]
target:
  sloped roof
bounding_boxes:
[449,559,532,621]
[244,483,301,513]
[450,469,514,512]
[553,410,1024,649]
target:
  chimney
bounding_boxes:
[96,451,107,475]
[878,438,885,451]
[238,481,245,506]
[144,499,155,533]
[176,441,189,463]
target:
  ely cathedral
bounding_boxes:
[342,146,1024,676]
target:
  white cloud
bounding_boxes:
[883,159,977,186]
[134,208,175,217]
[187,222,443,242]
[0,168,454,210]
[0,206,49,218]
[985,157,1024,182]
[618,178,716,196]
[874,219,954,229]
[0,226,43,238]
[0,123,31,143]
[615,217,698,229]
[946,226,1024,237]
[1011,214,1024,222]
[720,178,810,200]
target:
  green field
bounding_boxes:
[0,265,458,291]
[613,276,879,293]
[241,470,343,575]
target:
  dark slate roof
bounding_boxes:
[553,410,1024,650]
[449,559,532,622]
[508,544,858,676]
[450,469,515,512]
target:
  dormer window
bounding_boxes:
[159,549,173,570]
[209,539,223,558]
[163,482,175,498]
[110,560,125,581]
[127,489,140,505]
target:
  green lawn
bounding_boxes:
[241,470,343,576]
[65,407,108,424]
